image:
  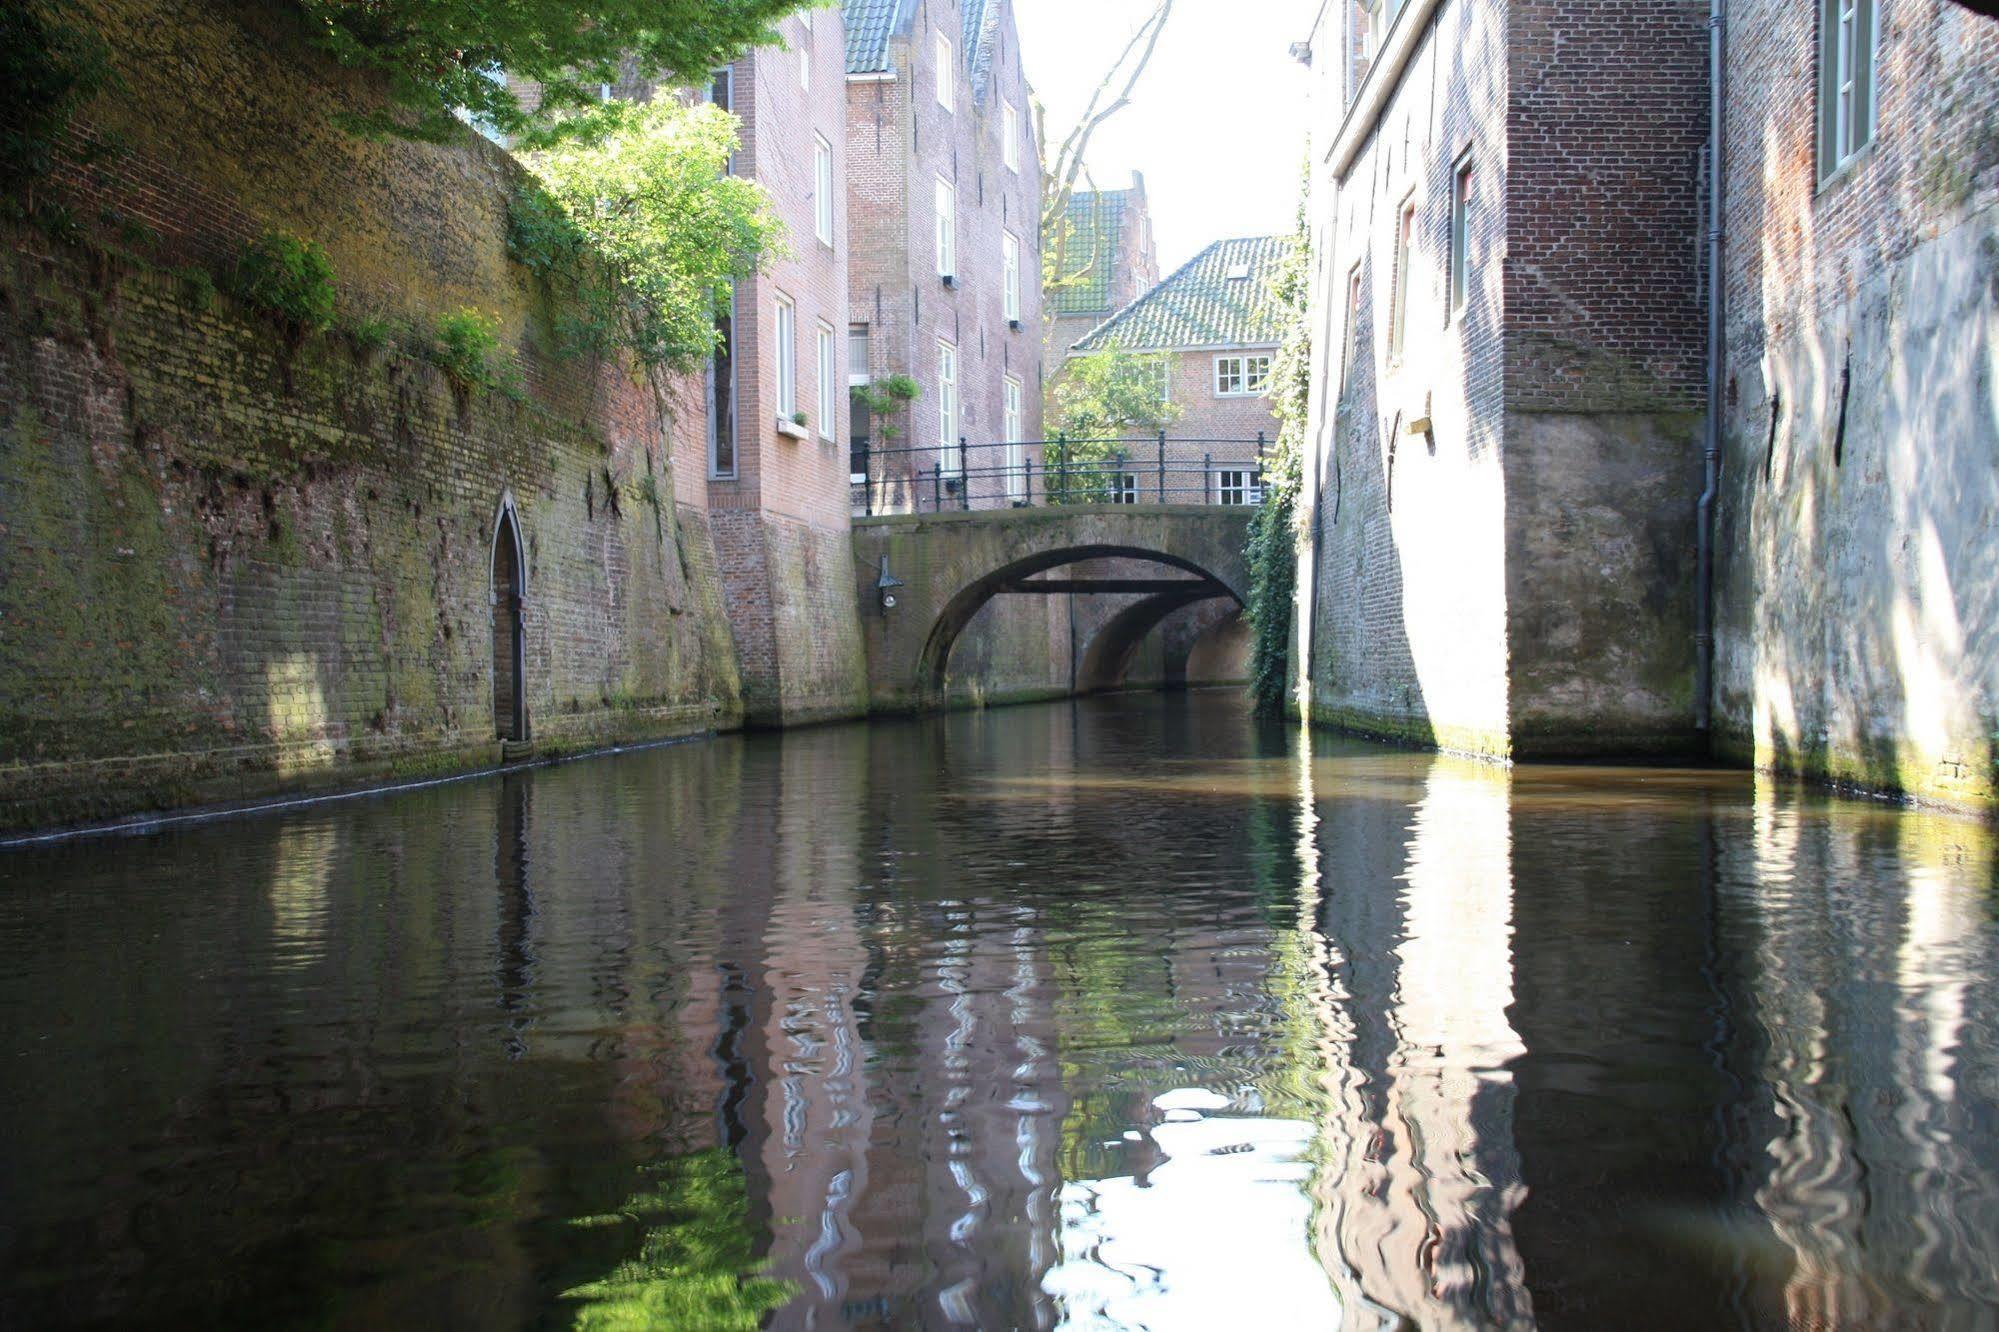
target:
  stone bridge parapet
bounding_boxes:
[851,506,1256,712]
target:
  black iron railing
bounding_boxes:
[851,432,1269,515]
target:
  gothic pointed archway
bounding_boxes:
[491,497,528,742]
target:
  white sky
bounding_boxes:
[1012,0,1318,272]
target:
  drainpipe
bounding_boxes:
[1695,0,1726,735]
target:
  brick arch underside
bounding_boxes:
[917,543,1244,697]
[1076,589,1236,693]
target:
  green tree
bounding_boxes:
[1050,349,1178,438]
[1046,350,1178,501]
[511,99,784,369]
[300,0,812,143]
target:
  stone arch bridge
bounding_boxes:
[851,506,1256,712]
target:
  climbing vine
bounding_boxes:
[1247,180,1311,718]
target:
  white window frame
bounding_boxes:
[1214,354,1272,398]
[1002,99,1020,172]
[1448,153,1472,319]
[816,322,838,441]
[848,324,871,386]
[1002,231,1021,322]
[1390,194,1415,363]
[1108,472,1140,505]
[1003,376,1025,501]
[935,176,957,279]
[1215,355,1245,397]
[813,135,835,245]
[938,340,960,472]
[775,294,797,421]
[1214,467,1265,507]
[799,10,813,90]
[1819,0,1877,180]
[935,32,955,111]
[1341,262,1363,391]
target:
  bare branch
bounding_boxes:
[1039,0,1174,240]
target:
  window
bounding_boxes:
[1108,472,1139,505]
[1819,0,1877,178]
[1156,358,1172,404]
[814,135,835,244]
[1215,354,1273,397]
[1342,263,1363,389]
[1390,195,1415,362]
[817,323,837,439]
[1002,231,1021,322]
[711,68,736,174]
[935,32,955,111]
[848,324,871,384]
[1002,99,1020,172]
[1449,155,1472,318]
[799,9,812,89]
[1004,377,1025,501]
[775,294,797,420]
[1215,468,1265,506]
[937,341,960,471]
[935,177,957,279]
[711,301,736,477]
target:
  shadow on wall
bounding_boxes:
[1714,2,1999,807]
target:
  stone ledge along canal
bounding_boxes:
[4,691,1999,1328]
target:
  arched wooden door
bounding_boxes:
[491,505,527,742]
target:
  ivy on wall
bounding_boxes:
[1247,183,1311,718]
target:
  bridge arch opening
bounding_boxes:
[917,542,1245,700]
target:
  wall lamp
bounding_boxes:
[876,555,905,615]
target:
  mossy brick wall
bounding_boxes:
[1713,0,1999,811]
[0,0,746,829]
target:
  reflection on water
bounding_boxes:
[4,693,1999,1328]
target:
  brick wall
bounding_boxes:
[0,0,747,830]
[707,23,871,725]
[1713,0,1999,809]
[1300,0,1515,754]
[846,0,1047,496]
[1299,0,1705,757]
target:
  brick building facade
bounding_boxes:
[1294,0,1710,757]
[844,0,1047,513]
[1072,236,1288,503]
[705,17,870,726]
[1048,176,1161,370]
[1711,0,1999,808]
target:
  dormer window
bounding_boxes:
[1226,263,1251,282]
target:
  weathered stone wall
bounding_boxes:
[0,0,745,830]
[1714,0,1999,809]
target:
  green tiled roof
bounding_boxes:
[1072,236,1293,353]
[844,0,904,74]
[1049,189,1132,317]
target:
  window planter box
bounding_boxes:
[775,416,809,440]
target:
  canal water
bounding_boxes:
[4,692,1999,1329]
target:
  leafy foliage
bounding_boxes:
[1046,350,1178,503]
[299,0,811,144]
[510,100,783,370]
[560,1149,796,1330]
[853,373,920,442]
[1247,183,1312,718]
[233,230,338,336]
[429,307,501,386]
[0,2,117,209]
